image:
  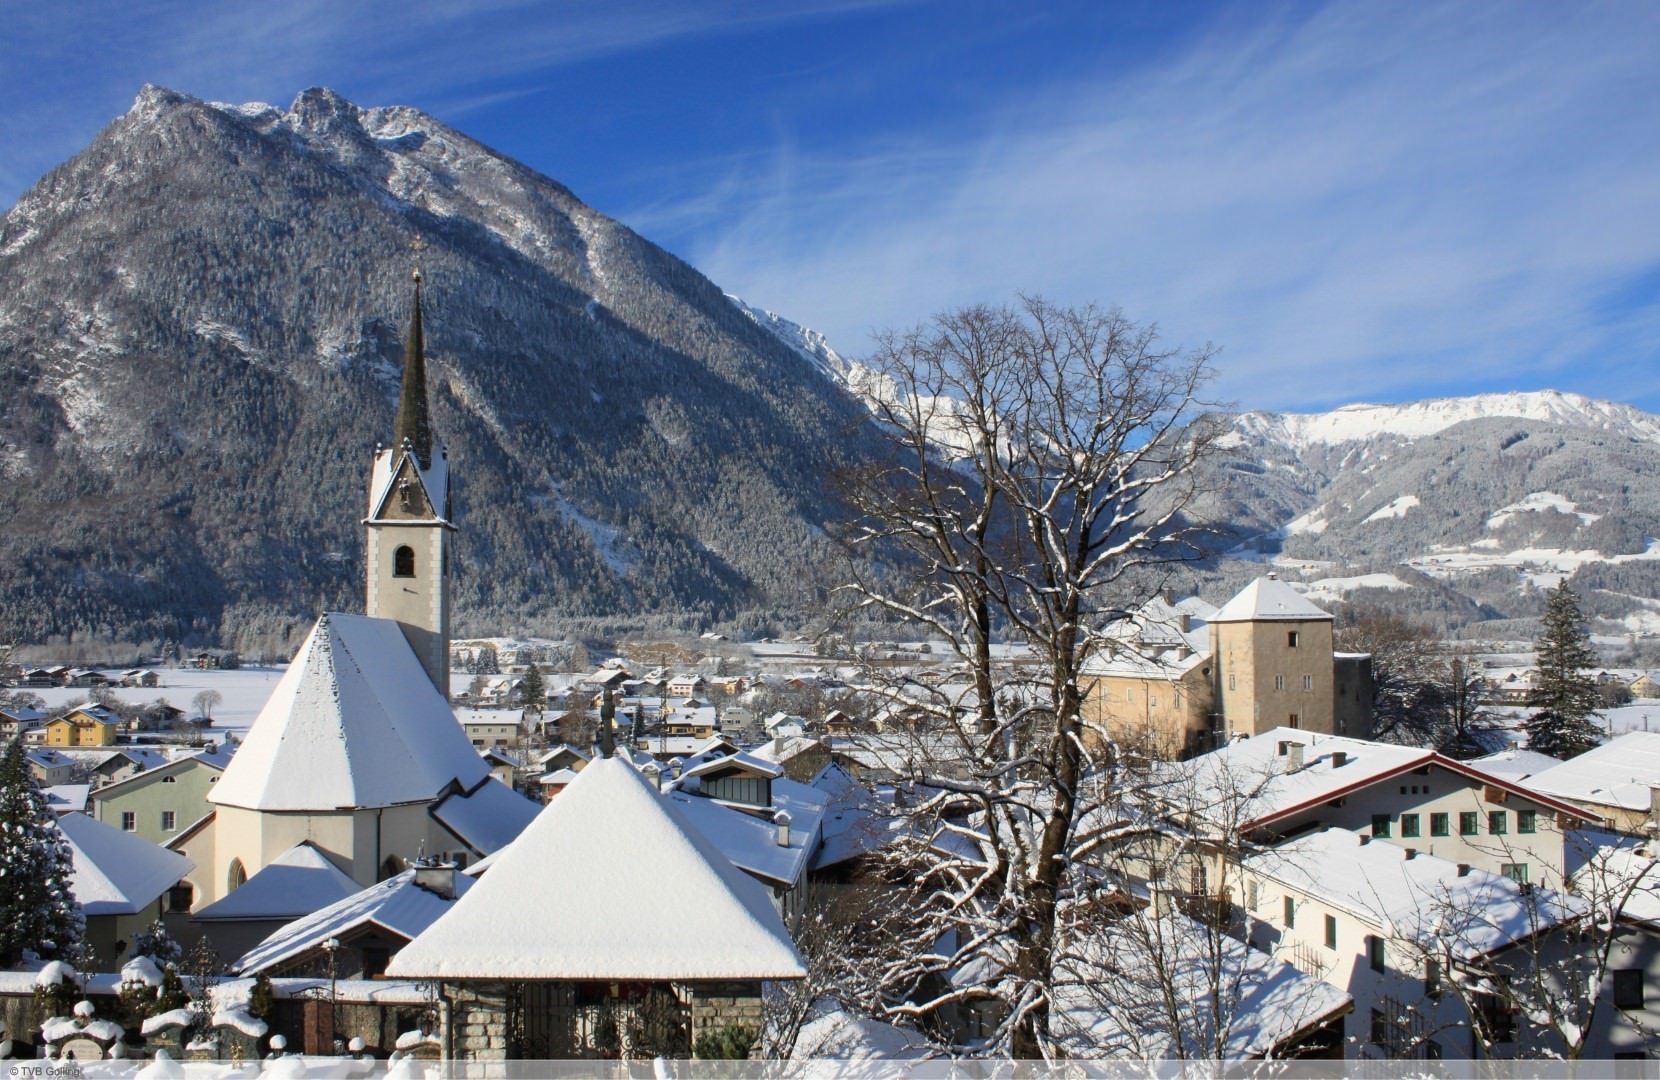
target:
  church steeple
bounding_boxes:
[364,253,454,699]
[393,269,434,470]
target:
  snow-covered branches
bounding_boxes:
[830,298,1222,1058]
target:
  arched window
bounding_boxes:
[227,859,247,892]
[394,545,416,578]
[382,855,405,880]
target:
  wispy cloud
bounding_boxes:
[656,3,1660,410]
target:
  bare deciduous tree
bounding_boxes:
[833,296,1222,1058]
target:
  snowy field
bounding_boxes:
[22,666,289,742]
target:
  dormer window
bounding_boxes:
[394,545,416,578]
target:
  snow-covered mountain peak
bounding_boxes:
[1235,390,1660,449]
[727,296,856,386]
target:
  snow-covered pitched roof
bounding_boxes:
[1248,829,1583,959]
[681,750,784,784]
[211,613,488,811]
[429,778,540,856]
[233,867,474,974]
[666,775,827,889]
[57,812,193,916]
[1210,576,1333,623]
[193,843,360,922]
[1164,727,1593,833]
[1468,748,1561,783]
[1523,731,1660,812]
[386,756,805,980]
[1053,910,1351,1059]
[44,785,89,813]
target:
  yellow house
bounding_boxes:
[45,706,120,747]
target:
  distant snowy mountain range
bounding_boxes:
[1,81,1655,649]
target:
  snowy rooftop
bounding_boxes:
[211,613,487,811]
[1210,576,1333,623]
[1523,731,1660,812]
[1165,727,1590,832]
[1468,748,1562,783]
[58,812,193,916]
[1248,828,1583,959]
[233,866,474,974]
[1567,830,1660,927]
[1053,909,1351,1059]
[387,756,805,980]
[665,775,827,888]
[193,842,360,922]
[429,777,540,856]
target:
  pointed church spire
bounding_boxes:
[394,265,434,470]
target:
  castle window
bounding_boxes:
[394,545,416,578]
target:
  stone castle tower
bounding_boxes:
[364,270,453,696]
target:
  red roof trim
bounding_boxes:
[1244,751,1598,832]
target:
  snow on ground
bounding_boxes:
[23,667,288,742]
[1362,494,1420,523]
[1282,507,1329,536]
[1487,491,1601,530]
[1300,573,1410,602]
[1409,538,1660,588]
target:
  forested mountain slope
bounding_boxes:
[0,86,871,651]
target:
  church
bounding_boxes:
[184,271,538,913]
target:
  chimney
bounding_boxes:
[414,861,457,900]
[1285,743,1305,772]
[774,809,792,848]
[643,761,662,791]
[1457,863,1472,877]
[1331,751,1347,768]
[669,756,684,779]
[1404,848,1417,860]
[1359,834,1371,845]
[1180,612,1192,633]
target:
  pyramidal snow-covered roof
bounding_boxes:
[387,756,806,981]
[211,613,487,812]
[1210,576,1333,623]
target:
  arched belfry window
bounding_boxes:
[228,859,247,892]
[394,545,416,578]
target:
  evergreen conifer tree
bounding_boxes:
[0,738,85,965]
[519,663,546,713]
[1525,581,1603,758]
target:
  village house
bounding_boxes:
[386,756,805,1060]
[44,705,121,747]
[666,673,707,698]
[89,743,232,848]
[456,708,522,748]
[0,703,44,740]
[1242,827,1583,1059]
[1521,731,1660,835]
[232,862,473,980]
[1630,673,1660,700]
[58,811,194,964]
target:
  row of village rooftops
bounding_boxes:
[29,707,1660,1060]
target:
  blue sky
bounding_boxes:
[4,1,1658,412]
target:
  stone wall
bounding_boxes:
[680,980,763,1049]
[446,981,508,1060]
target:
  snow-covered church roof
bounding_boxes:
[387,756,806,981]
[1210,575,1333,623]
[210,613,487,812]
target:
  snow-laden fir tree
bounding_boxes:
[1525,581,1603,758]
[0,737,84,965]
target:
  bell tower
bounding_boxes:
[365,265,453,696]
